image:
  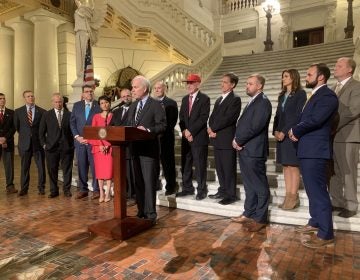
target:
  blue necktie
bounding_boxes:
[85,103,90,120]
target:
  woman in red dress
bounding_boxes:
[89,95,113,202]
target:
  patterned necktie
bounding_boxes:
[188,94,193,116]
[121,107,128,120]
[85,103,90,120]
[57,110,62,128]
[28,106,33,126]
[0,109,3,123]
[334,82,343,95]
[135,100,143,126]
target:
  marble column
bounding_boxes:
[5,17,34,110]
[0,26,14,109]
[25,9,65,109]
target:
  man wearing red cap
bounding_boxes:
[177,74,210,200]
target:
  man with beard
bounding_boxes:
[289,63,338,248]
[111,88,136,202]
[231,74,272,232]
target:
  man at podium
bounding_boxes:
[126,75,166,223]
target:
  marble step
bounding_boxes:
[156,188,360,232]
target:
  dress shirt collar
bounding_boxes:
[311,84,326,95]
[189,90,199,101]
[339,76,351,86]
[138,94,149,108]
[221,91,231,102]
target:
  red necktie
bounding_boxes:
[0,109,3,123]
[188,95,193,116]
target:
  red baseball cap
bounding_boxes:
[182,74,201,83]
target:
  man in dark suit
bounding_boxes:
[289,63,338,248]
[231,74,272,232]
[176,74,210,200]
[111,88,132,126]
[70,85,101,199]
[111,88,136,201]
[153,80,178,195]
[39,93,74,198]
[330,57,360,218]
[126,75,166,222]
[208,73,241,205]
[14,90,46,196]
[0,93,17,194]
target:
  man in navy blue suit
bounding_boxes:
[289,63,338,248]
[231,74,272,232]
[70,85,101,199]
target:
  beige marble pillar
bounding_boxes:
[0,26,14,109]
[25,9,65,109]
[5,17,34,110]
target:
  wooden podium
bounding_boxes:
[83,126,155,240]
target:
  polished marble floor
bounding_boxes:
[0,157,360,279]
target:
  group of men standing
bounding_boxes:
[0,57,359,248]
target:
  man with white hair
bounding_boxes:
[126,75,166,223]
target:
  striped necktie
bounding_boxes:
[28,106,33,126]
[0,109,3,123]
[135,100,143,126]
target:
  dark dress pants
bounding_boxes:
[238,154,269,223]
[0,148,14,188]
[19,147,46,192]
[133,155,158,220]
[300,158,334,240]
[160,133,177,192]
[75,143,99,192]
[46,149,74,195]
[214,148,237,200]
[181,139,208,195]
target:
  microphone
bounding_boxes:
[105,101,125,126]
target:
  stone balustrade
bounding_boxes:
[222,0,259,14]
[149,38,223,93]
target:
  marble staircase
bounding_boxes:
[157,39,360,232]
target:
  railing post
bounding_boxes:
[344,0,354,39]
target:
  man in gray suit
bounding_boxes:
[14,90,46,196]
[330,57,360,218]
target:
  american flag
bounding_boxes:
[84,39,95,86]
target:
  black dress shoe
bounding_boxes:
[48,193,59,198]
[175,191,194,197]
[332,206,344,212]
[137,212,145,219]
[196,193,207,200]
[208,192,224,199]
[218,198,236,205]
[64,191,72,197]
[38,189,45,195]
[18,190,28,196]
[165,190,175,196]
[338,209,357,218]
